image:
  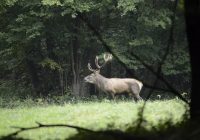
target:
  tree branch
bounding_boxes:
[136,0,180,130]
[2,122,94,139]
[2,122,147,140]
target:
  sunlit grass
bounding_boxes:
[0,99,188,139]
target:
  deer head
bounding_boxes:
[84,53,112,83]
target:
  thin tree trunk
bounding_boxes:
[59,69,64,96]
[64,70,68,92]
[71,44,77,96]
[71,19,81,96]
[25,59,41,96]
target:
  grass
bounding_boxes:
[0,99,188,140]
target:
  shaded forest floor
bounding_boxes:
[0,98,190,140]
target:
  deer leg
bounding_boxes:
[108,92,116,101]
[106,92,115,100]
[128,93,134,100]
[111,93,116,100]
[131,85,143,102]
[135,94,143,102]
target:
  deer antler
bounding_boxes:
[95,53,112,69]
[88,63,95,72]
[103,53,113,62]
[95,56,101,69]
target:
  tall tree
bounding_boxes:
[184,0,200,119]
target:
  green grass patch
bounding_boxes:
[0,99,188,139]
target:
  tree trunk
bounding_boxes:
[59,69,64,95]
[71,19,81,96]
[25,59,41,96]
[45,36,59,94]
[184,0,200,119]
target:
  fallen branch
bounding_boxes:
[2,122,149,140]
[2,122,94,139]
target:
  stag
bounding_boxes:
[84,53,143,101]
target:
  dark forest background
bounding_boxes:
[0,0,191,100]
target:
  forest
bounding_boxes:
[0,0,198,140]
[0,0,190,98]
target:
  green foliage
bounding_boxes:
[0,80,33,108]
[117,0,143,15]
[39,58,62,70]
[0,0,190,96]
[162,48,191,75]
[137,8,172,29]
[42,0,62,6]
[178,0,184,11]
[129,36,153,46]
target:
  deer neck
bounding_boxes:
[95,74,108,89]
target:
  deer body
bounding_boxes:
[84,72,143,100]
[84,53,143,101]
